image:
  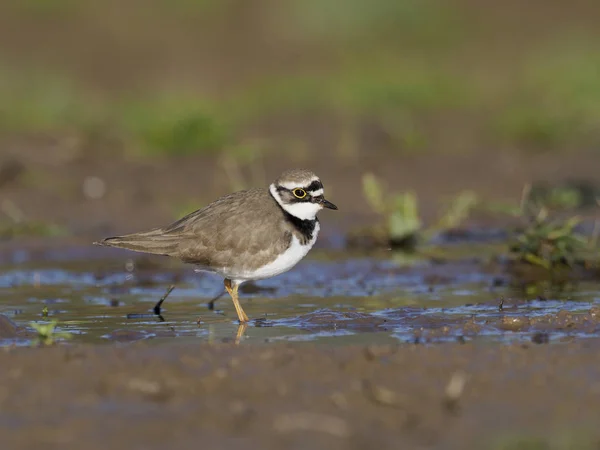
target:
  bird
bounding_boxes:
[95,169,337,324]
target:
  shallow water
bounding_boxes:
[1,244,600,346]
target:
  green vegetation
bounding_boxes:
[0,64,465,156]
[1,1,599,157]
[356,176,598,268]
[0,221,65,239]
[30,320,72,346]
[354,172,477,249]
[509,209,588,269]
[120,97,228,156]
[485,184,598,270]
[0,68,93,133]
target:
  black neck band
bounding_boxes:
[284,212,317,242]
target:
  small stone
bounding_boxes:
[330,392,349,410]
[589,306,600,320]
[445,370,467,400]
[273,412,351,438]
[126,378,171,402]
[127,378,161,395]
[498,316,530,331]
[362,380,406,408]
[82,176,107,200]
[125,260,135,272]
[443,370,468,413]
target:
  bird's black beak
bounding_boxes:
[319,197,338,210]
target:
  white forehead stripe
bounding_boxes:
[277,181,306,190]
[278,181,299,190]
[277,177,321,190]
[309,188,323,196]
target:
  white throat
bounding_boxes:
[269,183,321,221]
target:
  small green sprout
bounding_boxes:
[30,320,72,346]
[360,172,477,249]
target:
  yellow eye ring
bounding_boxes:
[293,188,307,199]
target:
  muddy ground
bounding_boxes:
[3,147,600,449]
[2,243,600,449]
[2,2,600,448]
[3,139,600,239]
[1,342,600,450]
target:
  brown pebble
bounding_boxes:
[589,306,600,321]
[362,380,406,408]
[127,378,172,403]
[330,392,349,410]
[443,370,468,413]
[273,412,351,438]
[498,316,530,331]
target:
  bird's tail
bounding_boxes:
[94,229,180,256]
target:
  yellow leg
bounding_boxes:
[224,279,249,324]
[235,323,248,344]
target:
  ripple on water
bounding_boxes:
[2,253,600,345]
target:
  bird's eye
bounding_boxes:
[293,188,307,199]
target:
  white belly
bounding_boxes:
[231,222,320,283]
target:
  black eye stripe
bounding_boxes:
[277,181,322,193]
[306,181,323,192]
[275,186,311,202]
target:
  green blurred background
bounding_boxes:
[1,0,599,238]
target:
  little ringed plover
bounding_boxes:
[95,169,337,323]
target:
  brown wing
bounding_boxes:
[172,189,292,271]
[98,188,290,272]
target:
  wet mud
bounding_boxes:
[2,242,600,346]
[2,242,600,449]
[2,342,600,450]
